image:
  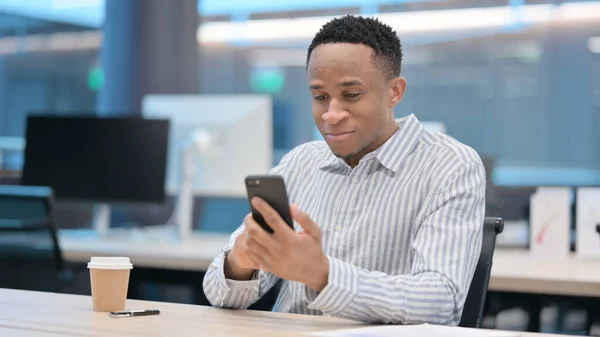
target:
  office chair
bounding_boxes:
[0,185,72,292]
[564,223,600,335]
[459,217,504,328]
[585,224,600,335]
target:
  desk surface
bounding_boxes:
[0,288,576,337]
[58,229,600,297]
[489,249,600,297]
[59,228,230,271]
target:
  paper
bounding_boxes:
[306,323,519,337]
[576,188,600,259]
[529,187,571,259]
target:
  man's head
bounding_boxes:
[306,15,406,166]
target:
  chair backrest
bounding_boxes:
[0,185,64,291]
[459,217,504,328]
[0,185,52,220]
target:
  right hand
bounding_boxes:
[224,215,262,280]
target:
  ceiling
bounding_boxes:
[0,0,444,29]
[0,0,598,50]
[0,11,87,38]
[0,12,46,37]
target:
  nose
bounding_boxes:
[322,98,349,124]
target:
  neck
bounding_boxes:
[345,119,399,168]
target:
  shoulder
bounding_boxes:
[414,131,485,186]
[418,131,482,165]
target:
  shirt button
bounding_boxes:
[335,225,342,232]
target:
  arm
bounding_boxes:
[306,161,486,325]
[202,224,281,309]
[202,147,300,309]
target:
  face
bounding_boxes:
[307,43,406,164]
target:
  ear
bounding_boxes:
[388,76,406,109]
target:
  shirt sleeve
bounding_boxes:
[306,160,486,325]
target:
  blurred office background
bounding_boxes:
[0,0,599,335]
[0,0,599,185]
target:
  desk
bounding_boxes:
[489,250,600,297]
[57,230,600,299]
[58,229,230,271]
[0,288,577,337]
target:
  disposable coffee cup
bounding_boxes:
[87,257,133,312]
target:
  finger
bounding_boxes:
[233,230,260,269]
[291,204,321,237]
[231,242,259,270]
[244,213,278,248]
[246,250,271,272]
[243,251,262,270]
[251,197,294,237]
[245,229,272,258]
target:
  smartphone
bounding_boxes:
[245,175,293,234]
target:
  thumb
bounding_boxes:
[291,204,320,237]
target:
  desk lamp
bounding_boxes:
[166,129,223,240]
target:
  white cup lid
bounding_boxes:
[87,257,133,270]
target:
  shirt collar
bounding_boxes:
[318,152,343,171]
[319,114,425,173]
[375,113,425,173]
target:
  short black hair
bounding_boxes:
[307,15,402,80]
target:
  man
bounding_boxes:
[203,15,485,325]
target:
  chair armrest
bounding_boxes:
[495,222,504,235]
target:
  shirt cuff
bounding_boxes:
[306,256,359,315]
[217,249,260,291]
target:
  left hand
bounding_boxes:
[244,197,329,291]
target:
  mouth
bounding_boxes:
[325,131,355,141]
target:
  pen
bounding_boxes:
[109,309,161,318]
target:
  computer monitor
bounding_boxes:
[141,94,273,198]
[21,115,170,235]
[22,115,169,203]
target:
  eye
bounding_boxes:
[313,95,329,101]
[345,93,361,99]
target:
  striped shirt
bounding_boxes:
[202,113,486,325]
